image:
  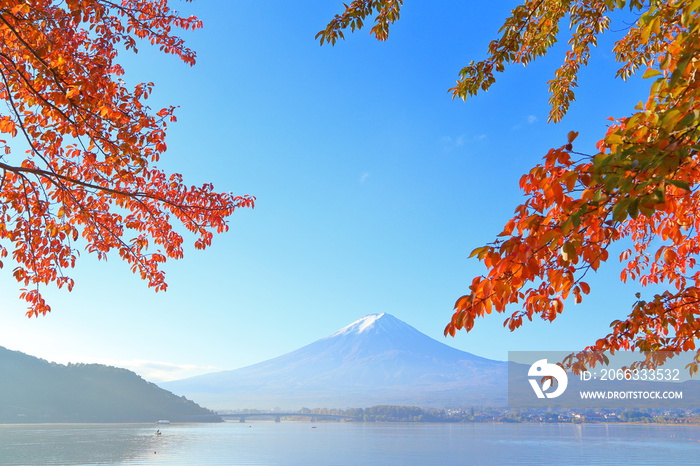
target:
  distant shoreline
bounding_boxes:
[2,419,699,426]
[216,405,700,425]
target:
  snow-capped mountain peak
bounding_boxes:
[330,313,388,337]
[161,313,507,410]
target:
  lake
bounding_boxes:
[0,421,698,465]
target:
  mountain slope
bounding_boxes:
[0,346,220,423]
[162,313,508,409]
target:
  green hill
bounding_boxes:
[0,346,221,423]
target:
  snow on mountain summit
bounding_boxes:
[330,313,393,337]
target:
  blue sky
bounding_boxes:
[0,1,654,382]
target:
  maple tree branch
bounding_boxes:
[0,51,78,132]
[0,65,126,216]
[0,160,237,214]
[0,0,254,317]
[7,161,167,287]
[0,10,162,173]
[0,66,233,219]
[0,49,142,171]
[0,71,234,262]
[0,11,70,92]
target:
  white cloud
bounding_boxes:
[118,359,224,383]
[0,333,222,383]
[359,172,370,184]
[439,133,487,150]
[57,356,222,383]
[513,114,539,130]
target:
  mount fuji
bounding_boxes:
[161,313,508,410]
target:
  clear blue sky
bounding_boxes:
[0,1,652,382]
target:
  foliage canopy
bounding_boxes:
[319,0,700,371]
[0,0,253,316]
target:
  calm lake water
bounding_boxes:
[0,421,698,465]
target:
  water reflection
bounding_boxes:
[0,424,161,465]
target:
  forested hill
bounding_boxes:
[0,346,221,423]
